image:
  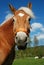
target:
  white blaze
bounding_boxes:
[18,13,24,17]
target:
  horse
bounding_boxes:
[0,3,34,65]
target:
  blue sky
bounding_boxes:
[0,0,44,46]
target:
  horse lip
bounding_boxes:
[17,43,27,50]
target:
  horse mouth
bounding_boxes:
[17,43,27,50]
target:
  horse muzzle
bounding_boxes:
[15,31,28,50]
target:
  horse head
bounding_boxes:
[9,3,35,50]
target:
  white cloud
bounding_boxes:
[31,22,43,32]
[5,13,13,20]
[31,33,44,43]
[0,13,13,26]
[37,33,44,40]
[41,27,44,32]
[5,11,10,14]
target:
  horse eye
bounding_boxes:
[28,18,31,24]
[28,18,31,21]
[13,19,15,22]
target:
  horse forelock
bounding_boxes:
[18,7,35,18]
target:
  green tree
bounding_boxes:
[34,36,39,47]
[27,36,32,47]
[33,36,39,56]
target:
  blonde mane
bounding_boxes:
[18,7,35,18]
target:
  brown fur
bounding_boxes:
[0,18,15,65]
[0,6,31,65]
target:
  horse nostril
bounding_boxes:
[24,37,27,42]
[16,36,18,39]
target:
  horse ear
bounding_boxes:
[28,3,32,9]
[9,4,16,14]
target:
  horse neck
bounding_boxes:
[1,18,15,47]
[1,18,13,30]
[0,18,15,65]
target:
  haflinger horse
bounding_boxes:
[0,3,35,65]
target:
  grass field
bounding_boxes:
[12,58,44,65]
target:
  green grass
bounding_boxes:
[12,58,44,65]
